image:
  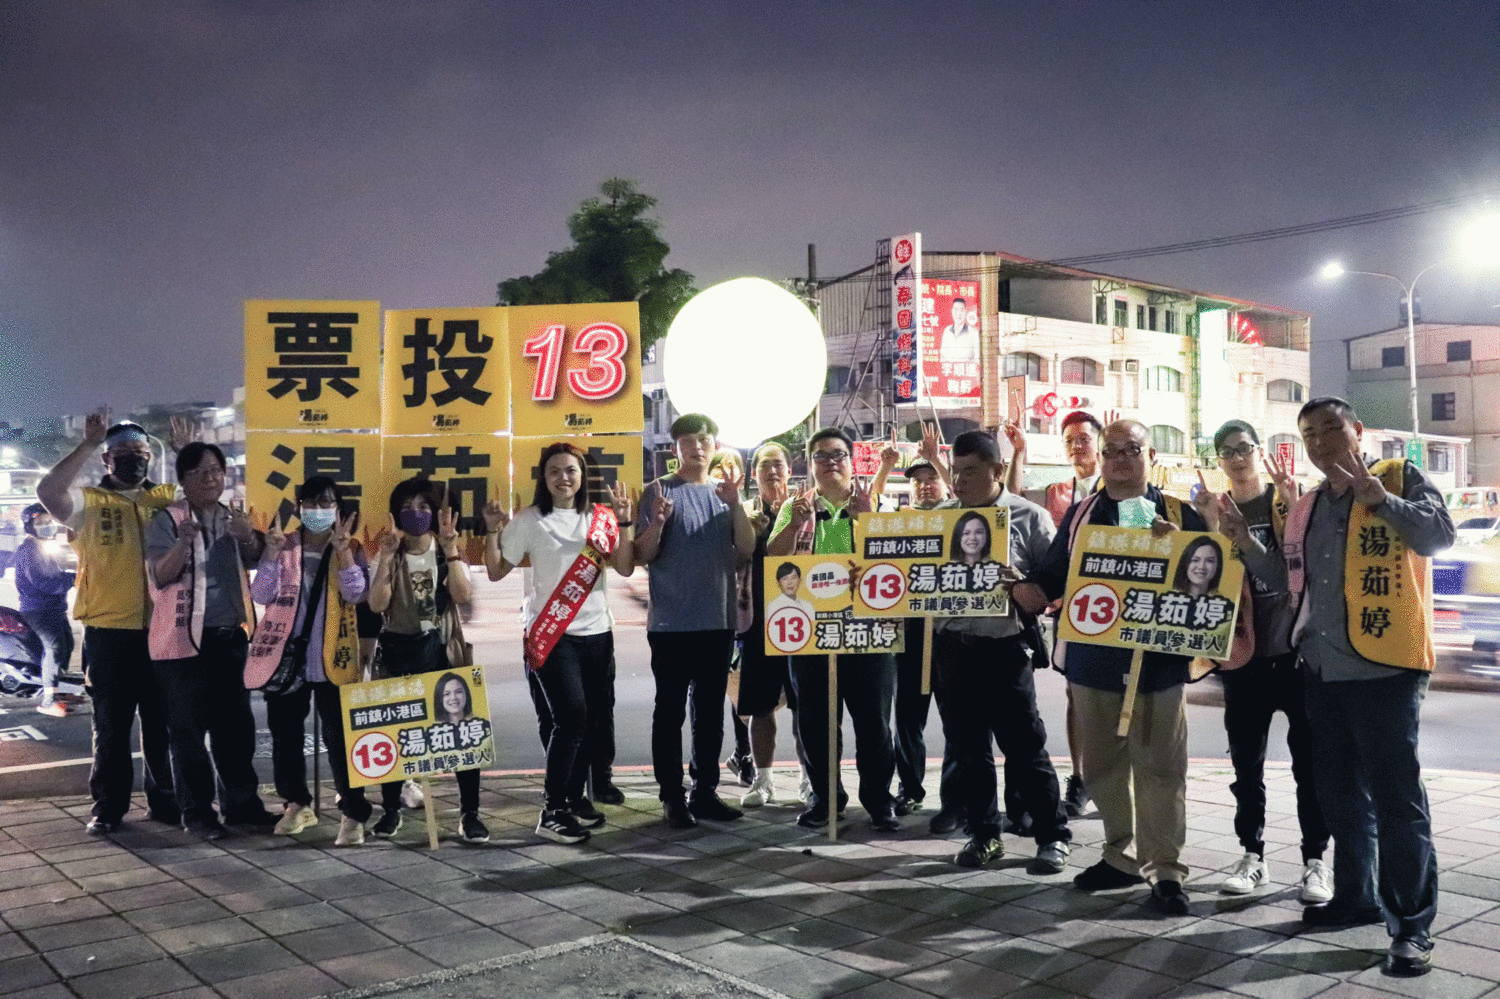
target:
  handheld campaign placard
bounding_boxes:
[852,507,1011,618]
[341,668,494,788]
[761,555,902,657]
[1057,526,1243,660]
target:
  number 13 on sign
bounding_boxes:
[522,322,629,401]
[1068,583,1119,637]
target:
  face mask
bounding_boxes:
[300,509,337,534]
[399,509,432,536]
[35,524,59,540]
[111,453,149,486]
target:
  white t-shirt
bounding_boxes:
[501,506,613,636]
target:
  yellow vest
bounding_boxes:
[73,483,178,629]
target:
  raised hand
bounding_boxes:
[175,510,200,551]
[482,496,510,533]
[919,421,942,463]
[83,410,108,446]
[226,501,255,545]
[261,518,287,559]
[714,464,744,505]
[1150,515,1180,539]
[330,511,357,553]
[1325,445,1386,507]
[851,476,874,514]
[437,507,461,548]
[1102,408,1121,427]
[787,489,815,529]
[606,481,634,524]
[651,492,674,528]
[1191,470,1221,532]
[377,514,403,557]
[1217,494,1253,549]
[879,443,900,471]
[1263,450,1298,510]
[168,415,194,453]
[1001,419,1026,457]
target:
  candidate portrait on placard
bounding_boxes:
[767,561,816,618]
[433,671,474,725]
[1171,535,1224,598]
[949,510,993,566]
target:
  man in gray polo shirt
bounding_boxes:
[633,414,756,828]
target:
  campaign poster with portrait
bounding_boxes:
[761,554,903,657]
[921,278,982,409]
[341,668,493,788]
[852,507,1011,618]
[1057,527,1244,659]
[245,300,383,431]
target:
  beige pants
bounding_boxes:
[1071,682,1189,884]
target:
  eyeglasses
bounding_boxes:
[810,451,850,465]
[1100,443,1144,459]
[1217,443,1258,460]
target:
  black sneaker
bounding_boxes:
[459,811,490,844]
[86,817,121,836]
[567,798,606,829]
[796,801,829,828]
[893,793,924,816]
[869,810,900,833]
[592,781,626,806]
[536,809,589,844]
[955,836,1004,867]
[1073,859,1145,891]
[225,809,279,829]
[372,808,403,838]
[1063,774,1088,818]
[1149,880,1190,915]
[688,794,743,822]
[183,817,228,841]
[724,752,756,788]
[928,808,963,836]
[662,798,697,829]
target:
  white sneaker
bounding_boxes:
[1221,853,1268,895]
[273,802,319,836]
[1300,859,1334,904]
[741,773,775,808]
[335,816,365,846]
[798,773,814,805]
[400,779,424,809]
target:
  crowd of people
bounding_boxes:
[31,394,1450,978]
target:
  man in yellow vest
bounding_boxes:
[1286,397,1453,978]
[37,414,180,835]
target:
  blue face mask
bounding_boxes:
[399,508,432,536]
[300,508,337,534]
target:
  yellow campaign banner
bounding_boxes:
[762,554,903,657]
[378,435,511,541]
[341,668,493,789]
[244,431,383,529]
[852,507,1012,618]
[510,435,643,512]
[382,308,510,437]
[1057,526,1244,660]
[245,300,382,431]
[507,303,643,439]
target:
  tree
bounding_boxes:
[497,179,696,351]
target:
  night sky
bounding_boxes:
[3,1,1498,429]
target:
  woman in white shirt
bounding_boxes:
[484,443,634,845]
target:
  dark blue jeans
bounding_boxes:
[84,627,178,823]
[1303,668,1437,940]
[932,631,1069,845]
[895,620,958,809]
[789,651,897,816]
[647,629,733,802]
[1221,652,1327,860]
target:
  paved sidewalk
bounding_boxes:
[3,762,1500,999]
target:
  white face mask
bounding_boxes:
[35,524,59,539]
[300,508,337,534]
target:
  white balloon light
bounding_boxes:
[663,277,827,447]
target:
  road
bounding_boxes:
[2,569,1497,801]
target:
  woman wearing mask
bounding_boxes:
[484,443,633,844]
[247,477,369,845]
[14,504,77,717]
[366,476,485,843]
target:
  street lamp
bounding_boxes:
[1320,213,1500,445]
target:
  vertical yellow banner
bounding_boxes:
[382,308,510,437]
[245,301,382,431]
[507,303,643,439]
[245,431,383,528]
[510,435,644,511]
[378,435,512,539]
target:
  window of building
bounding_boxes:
[1382,440,1405,460]
[1150,425,1185,454]
[1002,352,1045,381]
[1432,392,1456,421]
[1113,299,1128,327]
[1143,365,1182,392]
[1164,311,1177,334]
[1148,306,1158,332]
[1448,340,1472,362]
[1266,378,1305,403]
[1429,446,1451,473]
[825,366,852,393]
[1382,345,1406,368]
[1060,356,1103,386]
[1095,295,1107,325]
[1136,304,1146,329]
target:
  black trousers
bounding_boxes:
[789,651,897,816]
[376,637,480,814]
[647,629,733,802]
[84,627,178,823]
[529,632,616,809]
[1221,651,1328,860]
[153,628,265,824]
[894,620,959,809]
[264,679,372,822]
[527,632,619,795]
[932,631,1068,845]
